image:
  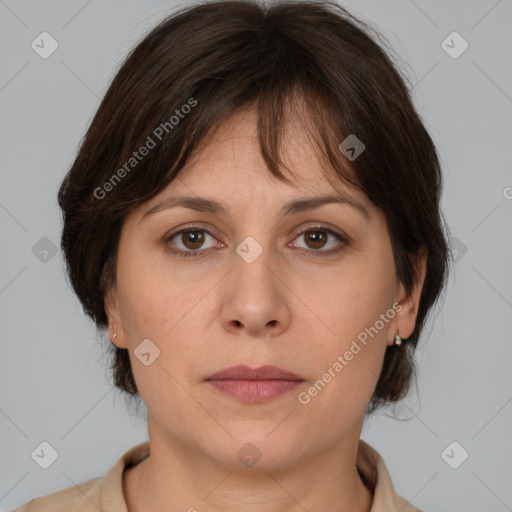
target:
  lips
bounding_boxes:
[205,364,305,403]
[206,364,303,381]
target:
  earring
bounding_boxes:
[109,315,117,341]
[393,330,402,346]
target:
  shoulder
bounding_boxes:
[357,439,428,512]
[10,476,103,511]
[395,493,427,512]
[10,441,150,512]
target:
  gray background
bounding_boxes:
[1,1,511,511]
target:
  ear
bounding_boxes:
[388,247,427,346]
[104,284,128,349]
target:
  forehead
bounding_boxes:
[131,104,376,223]
[176,105,363,197]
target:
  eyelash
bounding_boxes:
[165,223,349,259]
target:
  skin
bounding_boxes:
[105,103,427,512]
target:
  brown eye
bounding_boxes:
[291,226,348,256]
[166,227,219,257]
[180,229,206,250]
[303,230,328,249]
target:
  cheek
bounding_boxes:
[300,265,392,408]
[302,310,388,431]
[116,247,188,334]
[116,252,213,384]
[316,268,392,345]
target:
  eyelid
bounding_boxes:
[164,221,350,254]
[164,222,222,241]
[292,222,350,242]
[165,221,348,241]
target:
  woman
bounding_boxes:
[13,0,450,510]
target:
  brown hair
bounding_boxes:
[58,0,452,416]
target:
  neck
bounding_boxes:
[124,425,374,512]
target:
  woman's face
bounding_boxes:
[106,106,425,470]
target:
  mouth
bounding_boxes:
[205,365,305,403]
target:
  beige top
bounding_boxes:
[12,439,425,511]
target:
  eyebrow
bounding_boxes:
[140,192,371,223]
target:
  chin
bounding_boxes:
[205,431,306,472]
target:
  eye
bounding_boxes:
[165,223,348,259]
[290,225,348,256]
[165,225,221,258]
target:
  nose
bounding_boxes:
[218,245,292,339]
